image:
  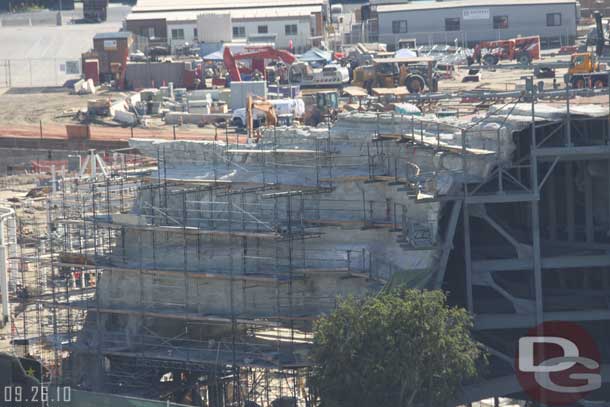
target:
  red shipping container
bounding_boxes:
[84,59,100,85]
[183,68,196,89]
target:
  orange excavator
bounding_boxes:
[223,46,297,82]
[246,96,277,138]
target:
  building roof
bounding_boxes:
[93,32,132,40]
[376,0,577,13]
[126,5,322,22]
[131,0,324,13]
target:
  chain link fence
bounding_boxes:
[0,58,82,88]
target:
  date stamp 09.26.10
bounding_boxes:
[2,386,71,406]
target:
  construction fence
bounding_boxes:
[48,388,192,407]
[0,58,82,88]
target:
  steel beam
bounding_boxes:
[473,254,610,272]
[475,309,610,330]
[434,200,462,288]
[585,162,594,243]
[530,94,543,325]
[534,145,610,160]
[464,202,473,313]
[547,174,557,240]
[566,162,575,241]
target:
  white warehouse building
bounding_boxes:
[124,0,325,53]
[374,0,579,49]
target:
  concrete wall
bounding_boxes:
[0,148,73,175]
[125,61,188,89]
[197,13,233,43]
[377,2,578,47]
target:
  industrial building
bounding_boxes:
[124,0,326,53]
[374,0,579,49]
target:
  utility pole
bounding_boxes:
[56,0,63,26]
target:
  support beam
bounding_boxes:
[547,173,557,240]
[0,245,8,327]
[434,200,462,288]
[473,254,610,273]
[475,309,610,330]
[585,162,594,243]
[565,162,575,241]
[534,145,610,160]
[463,203,473,313]
[530,96,543,325]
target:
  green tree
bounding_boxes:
[310,289,484,407]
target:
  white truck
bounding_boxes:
[231,98,305,128]
[288,62,350,87]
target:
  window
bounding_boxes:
[572,55,585,66]
[171,28,184,40]
[392,20,408,34]
[285,24,298,35]
[258,25,268,34]
[546,13,561,26]
[493,16,508,29]
[193,27,198,39]
[145,27,155,38]
[445,17,460,31]
[233,26,246,38]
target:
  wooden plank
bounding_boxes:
[372,87,410,97]
[56,262,286,284]
[225,149,317,154]
[342,86,368,97]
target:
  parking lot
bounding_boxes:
[0,4,130,87]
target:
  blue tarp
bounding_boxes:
[298,48,332,63]
[203,50,223,61]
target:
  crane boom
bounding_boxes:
[223,47,242,82]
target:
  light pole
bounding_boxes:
[56,0,63,26]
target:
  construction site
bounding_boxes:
[0,80,609,405]
[2,0,610,405]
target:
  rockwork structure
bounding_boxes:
[3,87,610,405]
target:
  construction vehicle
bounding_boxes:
[565,11,609,88]
[288,62,350,87]
[232,97,303,128]
[302,90,339,126]
[398,38,417,50]
[352,57,437,94]
[223,46,296,82]
[239,96,278,137]
[474,36,541,66]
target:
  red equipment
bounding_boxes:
[223,46,296,81]
[475,36,541,65]
[223,47,242,82]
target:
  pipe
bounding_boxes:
[0,207,15,327]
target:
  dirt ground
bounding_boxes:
[0,52,585,144]
[0,87,241,142]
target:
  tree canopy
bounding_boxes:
[310,288,484,407]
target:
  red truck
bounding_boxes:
[475,36,541,66]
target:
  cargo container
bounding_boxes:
[83,0,108,21]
